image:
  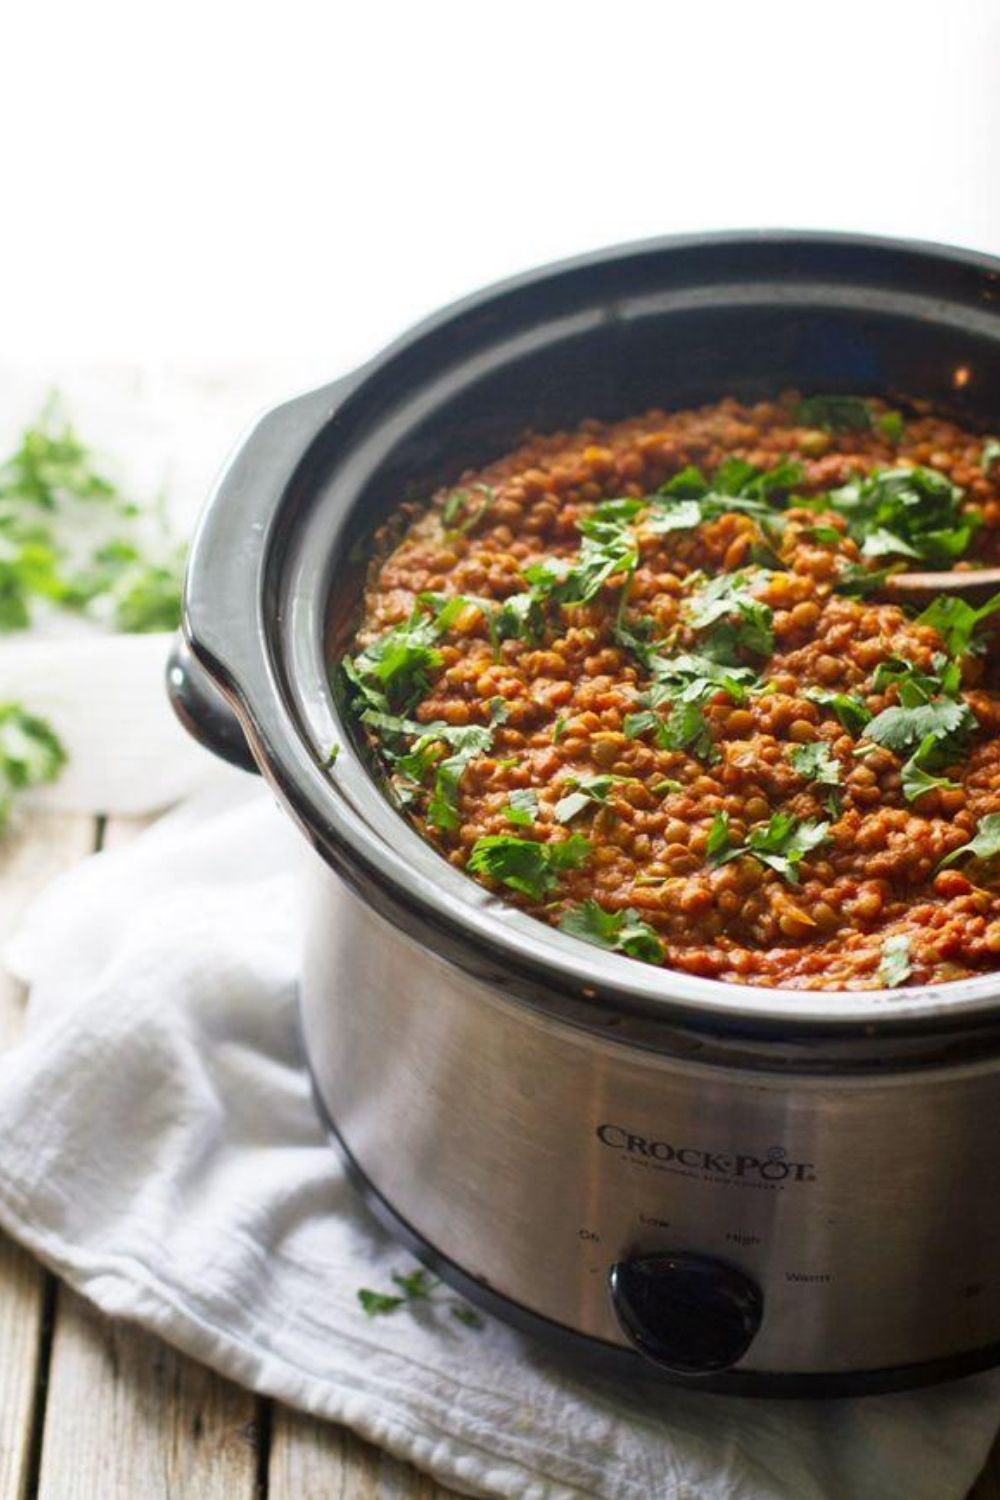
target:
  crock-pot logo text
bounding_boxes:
[596,1124,817,1185]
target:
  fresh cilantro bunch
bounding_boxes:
[0,399,185,634]
[823,466,975,565]
[0,703,67,836]
[707,811,831,885]
[558,899,663,963]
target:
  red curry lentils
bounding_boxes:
[342,392,1000,991]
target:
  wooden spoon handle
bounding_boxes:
[883,567,1000,608]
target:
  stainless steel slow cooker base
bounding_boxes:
[300,863,1000,1396]
[313,1091,1000,1397]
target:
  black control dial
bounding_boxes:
[609,1252,763,1373]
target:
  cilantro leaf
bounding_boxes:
[824,465,974,566]
[879,935,912,987]
[554,773,635,824]
[900,734,960,803]
[795,395,873,432]
[916,592,1000,658]
[787,740,841,788]
[504,788,539,826]
[468,832,591,899]
[805,688,872,735]
[344,608,444,714]
[708,811,831,884]
[877,411,905,443]
[552,516,638,606]
[559,900,663,963]
[0,703,67,837]
[864,697,972,758]
[939,814,1000,870]
[981,439,1000,474]
[357,1289,405,1316]
[687,570,774,662]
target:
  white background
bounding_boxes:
[2,0,999,369]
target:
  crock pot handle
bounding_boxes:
[167,635,260,774]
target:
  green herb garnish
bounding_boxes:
[687,570,774,662]
[805,688,873,736]
[938,814,1000,871]
[468,832,591,899]
[554,773,634,824]
[787,740,841,791]
[559,900,663,963]
[504,788,539,826]
[707,810,831,885]
[877,411,905,443]
[862,657,973,760]
[981,439,1000,474]
[823,466,975,566]
[0,703,66,836]
[915,591,1000,659]
[879,934,912,987]
[900,734,960,803]
[358,1268,483,1329]
[795,395,873,432]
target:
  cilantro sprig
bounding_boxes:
[822,465,975,566]
[0,703,67,836]
[468,832,591,900]
[795,395,874,432]
[916,592,1000,659]
[358,1268,482,1329]
[707,811,831,885]
[559,900,663,963]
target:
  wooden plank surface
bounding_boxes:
[0,813,95,1500]
[269,1405,456,1499]
[0,809,997,1499]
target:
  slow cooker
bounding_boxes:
[168,232,1000,1395]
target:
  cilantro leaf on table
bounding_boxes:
[0,703,67,837]
[879,935,912,987]
[938,814,1000,871]
[823,466,975,566]
[558,900,663,963]
[358,1267,483,1329]
[795,395,873,432]
[468,832,591,900]
[707,810,831,885]
[915,592,1000,659]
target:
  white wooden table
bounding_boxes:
[1,810,998,1500]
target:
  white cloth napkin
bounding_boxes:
[2,781,1000,1500]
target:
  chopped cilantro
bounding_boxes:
[916,592,1000,659]
[879,935,912,987]
[787,740,841,789]
[939,814,1000,870]
[795,395,873,432]
[552,714,568,743]
[324,744,341,768]
[687,571,774,662]
[550,515,638,606]
[707,810,831,885]
[877,411,905,443]
[824,466,974,566]
[504,788,539,826]
[344,609,444,715]
[559,900,663,963]
[981,439,1000,474]
[442,483,496,534]
[358,1267,482,1329]
[468,832,591,899]
[900,734,960,803]
[806,688,872,735]
[554,773,634,824]
[862,656,973,760]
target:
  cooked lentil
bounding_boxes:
[343,392,1000,991]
